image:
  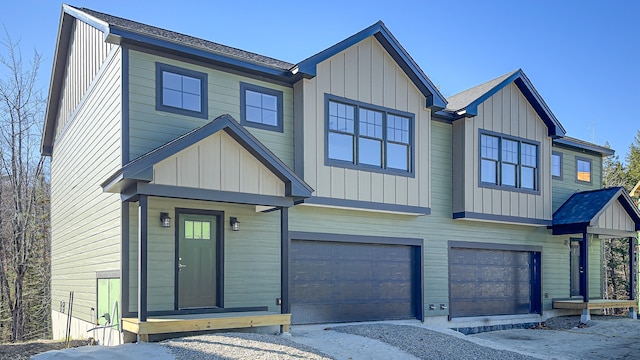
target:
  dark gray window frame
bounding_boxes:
[552,151,563,180]
[324,94,415,177]
[240,82,284,133]
[156,62,208,119]
[575,156,593,185]
[478,129,540,195]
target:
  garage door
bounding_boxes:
[449,247,540,318]
[291,240,419,324]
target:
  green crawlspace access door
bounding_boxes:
[97,277,120,326]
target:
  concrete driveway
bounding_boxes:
[290,316,640,360]
[467,316,640,360]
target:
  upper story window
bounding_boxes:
[156,63,208,119]
[325,94,413,175]
[480,131,539,192]
[576,157,592,183]
[240,82,283,132]
[552,151,562,179]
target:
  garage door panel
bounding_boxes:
[450,247,536,318]
[291,283,335,303]
[291,240,418,324]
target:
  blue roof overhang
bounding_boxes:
[551,187,640,235]
[451,70,566,138]
[101,114,314,202]
[292,21,447,111]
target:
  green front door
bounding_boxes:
[178,213,219,309]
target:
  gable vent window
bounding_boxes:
[326,94,414,176]
[240,82,284,132]
[156,63,208,119]
[480,132,539,193]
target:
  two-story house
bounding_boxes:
[42,5,640,343]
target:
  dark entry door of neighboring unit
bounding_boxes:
[570,240,581,297]
[290,240,419,324]
[449,247,540,318]
[178,213,218,309]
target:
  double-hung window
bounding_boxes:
[480,132,539,192]
[156,63,208,119]
[552,152,562,179]
[326,95,413,175]
[576,157,592,183]
[240,82,283,132]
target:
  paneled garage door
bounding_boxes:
[449,247,540,318]
[291,240,419,324]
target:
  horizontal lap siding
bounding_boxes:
[50,47,122,323]
[127,50,293,168]
[552,147,603,211]
[128,199,281,313]
[301,37,429,208]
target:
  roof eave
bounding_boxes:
[553,138,615,156]
[109,27,295,82]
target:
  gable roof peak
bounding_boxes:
[445,68,565,138]
[293,21,447,110]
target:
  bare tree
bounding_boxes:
[0,30,47,342]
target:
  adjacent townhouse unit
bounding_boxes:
[42,5,640,343]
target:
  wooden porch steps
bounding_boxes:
[122,311,291,342]
[552,299,637,310]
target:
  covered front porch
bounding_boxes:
[101,115,313,341]
[551,187,640,322]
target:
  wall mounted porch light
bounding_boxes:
[160,212,171,228]
[230,217,240,231]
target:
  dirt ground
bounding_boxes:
[0,339,86,360]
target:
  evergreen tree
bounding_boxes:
[602,142,629,189]
[626,130,640,189]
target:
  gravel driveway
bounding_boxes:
[33,316,640,359]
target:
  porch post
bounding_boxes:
[630,237,636,301]
[280,207,290,315]
[280,207,291,333]
[629,237,637,319]
[580,231,590,322]
[138,195,148,323]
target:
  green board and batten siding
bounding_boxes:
[127,199,282,313]
[127,50,294,167]
[50,20,122,324]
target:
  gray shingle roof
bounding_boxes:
[553,187,625,226]
[80,7,295,70]
[445,70,518,112]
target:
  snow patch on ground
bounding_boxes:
[31,342,174,360]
